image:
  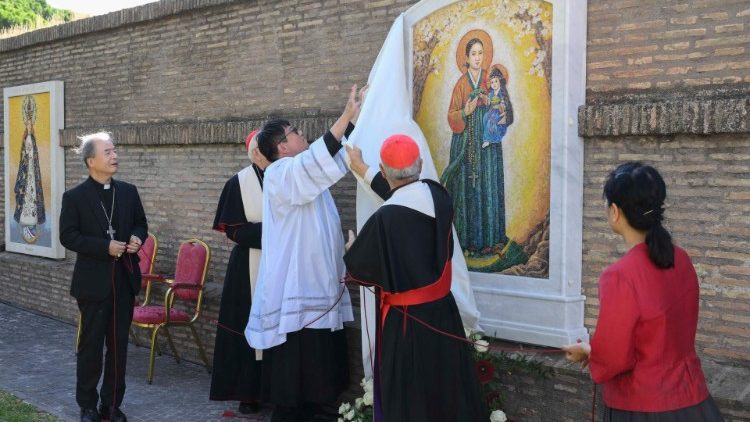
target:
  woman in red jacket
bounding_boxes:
[562,162,724,421]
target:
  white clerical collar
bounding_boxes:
[383,181,435,218]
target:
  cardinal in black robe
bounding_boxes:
[344,134,488,422]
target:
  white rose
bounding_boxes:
[355,397,364,409]
[338,402,351,414]
[345,409,356,420]
[363,391,374,406]
[490,410,507,422]
[475,339,490,353]
[361,378,374,394]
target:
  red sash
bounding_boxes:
[379,260,452,335]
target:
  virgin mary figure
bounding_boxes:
[440,30,510,256]
[14,95,46,243]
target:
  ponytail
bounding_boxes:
[604,162,675,269]
[645,222,674,269]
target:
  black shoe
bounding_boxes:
[80,408,101,422]
[98,404,128,422]
[271,406,300,422]
[238,401,260,414]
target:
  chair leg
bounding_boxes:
[147,326,161,384]
[163,327,181,364]
[189,324,211,373]
[75,314,82,353]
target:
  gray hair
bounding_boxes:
[75,132,112,168]
[381,158,422,181]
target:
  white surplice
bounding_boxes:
[245,138,354,350]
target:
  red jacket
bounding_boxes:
[589,243,709,412]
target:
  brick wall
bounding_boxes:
[587,0,750,94]
[0,0,748,420]
[582,134,750,365]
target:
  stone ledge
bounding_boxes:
[59,113,338,147]
[491,340,749,420]
[0,0,241,53]
[578,96,750,137]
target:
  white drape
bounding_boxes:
[347,13,482,378]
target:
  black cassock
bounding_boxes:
[344,178,488,422]
[210,169,263,402]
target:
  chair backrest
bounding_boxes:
[137,232,158,281]
[173,239,210,303]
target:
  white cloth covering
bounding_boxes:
[347,12,483,378]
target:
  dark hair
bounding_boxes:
[489,67,506,84]
[603,162,674,268]
[256,118,290,162]
[464,38,483,68]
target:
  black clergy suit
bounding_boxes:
[60,177,147,412]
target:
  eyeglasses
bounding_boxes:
[277,127,300,144]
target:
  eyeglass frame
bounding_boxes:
[277,127,300,144]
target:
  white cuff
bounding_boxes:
[364,167,378,185]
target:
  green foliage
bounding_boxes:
[0,0,73,30]
[470,333,554,413]
[0,390,62,422]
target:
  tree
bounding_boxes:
[0,0,73,30]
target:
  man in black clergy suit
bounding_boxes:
[60,132,147,422]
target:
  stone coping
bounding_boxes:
[0,0,241,53]
[59,113,338,147]
[578,96,750,137]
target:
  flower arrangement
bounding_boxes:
[337,378,374,422]
[466,329,552,422]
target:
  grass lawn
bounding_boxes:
[0,390,62,422]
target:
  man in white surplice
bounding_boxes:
[245,86,365,421]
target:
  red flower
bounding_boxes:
[485,391,500,405]
[475,359,495,384]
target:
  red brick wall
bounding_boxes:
[587,0,750,93]
[582,134,750,365]
[0,0,748,419]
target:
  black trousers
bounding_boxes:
[76,269,134,410]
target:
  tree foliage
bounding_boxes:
[0,0,73,30]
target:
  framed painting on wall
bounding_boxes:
[405,0,588,345]
[4,81,65,259]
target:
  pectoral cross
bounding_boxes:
[469,171,480,189]
[107,224,116,240]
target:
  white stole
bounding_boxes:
[237,165,263,360]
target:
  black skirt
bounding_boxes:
[209,245,262,402]
[604,396,724,422]
[260,327,350,406]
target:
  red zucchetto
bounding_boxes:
[380,134,420,169]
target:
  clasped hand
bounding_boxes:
[109,235,142,258]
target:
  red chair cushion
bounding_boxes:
[132,305,191,324]
[173,242,207,301]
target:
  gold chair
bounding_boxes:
[75,232,158,351]
[130,238,211,384]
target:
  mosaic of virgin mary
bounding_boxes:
[441,30,515,259]
[14,95,46,243]
[412,0,553,277]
